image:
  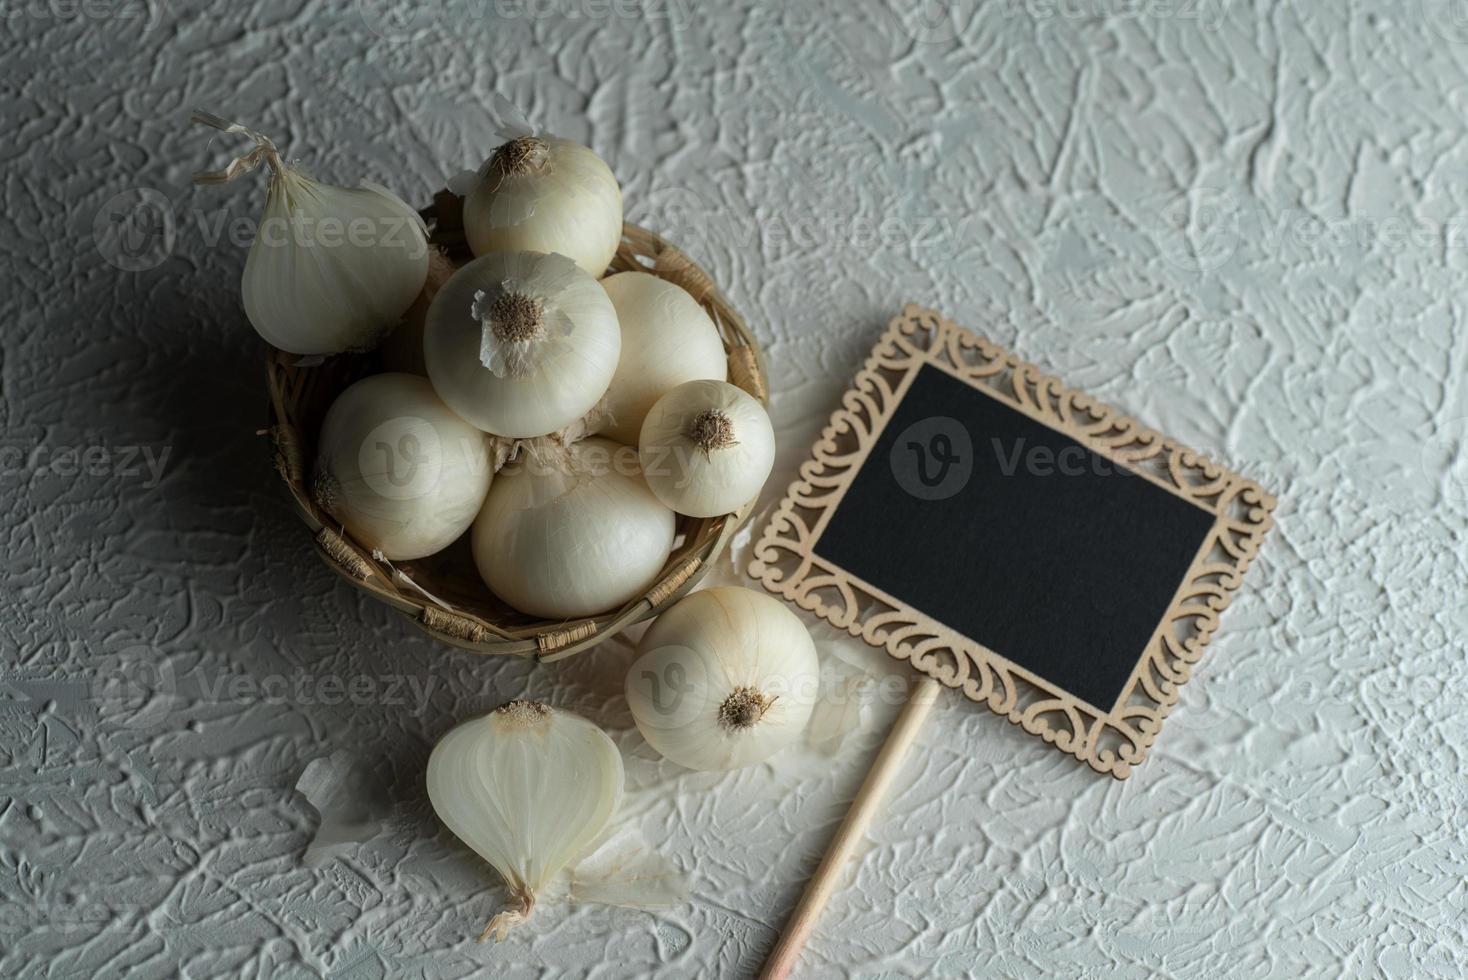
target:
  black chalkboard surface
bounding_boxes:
[751,307,1275,777]
[815,363,1216,712]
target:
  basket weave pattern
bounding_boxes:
[265,200,767,662]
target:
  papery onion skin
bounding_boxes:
[424,251,621,438]
[313,373,492,560]
[629,587,819,771]
[464,135,623,279]
[243,172,429,355]
[599,272,728,445]
[380,247,457,376]
[426,700,624,942]
[638,380,776,518]
[471,437,675,618]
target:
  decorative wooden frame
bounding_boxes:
[749,305,1276,778]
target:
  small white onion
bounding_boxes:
[427,700,623,942]
[598,272,728,445]
[472,438,675,619]
[313,373,492,560]
[463,135,623,278]
[638,380,775,517]
[628,587,819,771]
[424,251,621,438]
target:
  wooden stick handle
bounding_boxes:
[758,676,944,980]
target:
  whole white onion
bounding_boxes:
[244,176,428,354]
[424,251,621,439]
[313,373,492,560]
[463,135,623,279]
[472,438,675,618]
[638,380,776,517]
[191,110,427,354]
[598,272,728,445]
[627,587,819,771]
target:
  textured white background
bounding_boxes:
[2,0,1467,977]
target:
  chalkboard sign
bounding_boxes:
[750,306,1275,778]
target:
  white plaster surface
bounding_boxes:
[2,1,1466,977]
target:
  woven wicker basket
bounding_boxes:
[264,193,768,662]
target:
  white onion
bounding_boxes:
[627,587,819,771]
[312,373,491,560]
[427,700,623,942]
[424,251,621,438]
[638,380,775,517]
[472,438,675,618]
[242,177,428,355]
[598,272,728,445]
[463,134,623,278]
[379,247,457,375]
[192,112,428,355]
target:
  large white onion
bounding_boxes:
[463,134,623,279]
[424,251,621,438]
[427,700,623,942]
[638,380,776,517]
[191,111,427,354]
[313,373,492,560]
[243,177,428,355]
[472,438,675,618]
[627,587,819,771]
[598,272,728,445]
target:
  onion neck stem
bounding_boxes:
[479,885,536,943]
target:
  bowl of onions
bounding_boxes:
[198,111,770,661]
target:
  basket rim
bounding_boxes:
[265,218,769,662]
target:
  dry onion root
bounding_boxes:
[638,380,776,517]
[461,118,623,278]
[628,587,819,771]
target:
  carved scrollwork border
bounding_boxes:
[749,305,1276,779]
